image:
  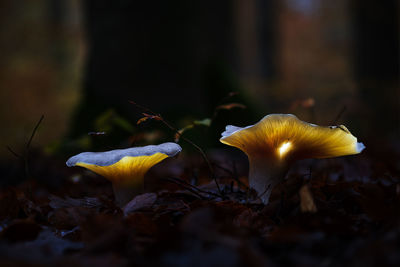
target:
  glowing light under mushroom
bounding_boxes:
[278,141,292,157]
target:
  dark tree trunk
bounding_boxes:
[350,0,399,139]
[69,0,239,139]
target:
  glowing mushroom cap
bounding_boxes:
[220,114,365,204]
[66,142,182,186]
[220,114,365,162]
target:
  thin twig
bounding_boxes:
[331,106,346,125]
[162,178,206,200]
[129,100,158,116]
[258,184,272,202]
[24,115,44,181]
[6,146,21,158]
[232,161,246,189]
[165,177,222,198]
[129,100,222,195]
[5,115,44,191]
[166,123,222,195]
[170,177,222,197]
[212,162,249,190]
[26,115,44,149]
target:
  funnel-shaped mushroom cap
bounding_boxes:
[66,142,182,186]
[220,114,365,204]
[220,114,365,161]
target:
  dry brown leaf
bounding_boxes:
[137,113,162,125]
[142,113,162,120]
[123,193,157,215]
[299,184,317,213]
[137,117,149,125]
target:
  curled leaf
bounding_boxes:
[143,113,162,120]
[137,117,149,125]
[137,113,162,125]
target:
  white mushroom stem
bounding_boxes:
[248,157,289,204]
[112,182,143,207]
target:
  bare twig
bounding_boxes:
[162,178,206,200]
[258,184,272,201]
[161,119,215,176]
[130,100,222,195]
[6,146,21,158]
[212,162,249,190]
[6,115,44,183]
[24,115,44,180]
[162,177,222,199]
[26,115,44,149]
[331,106,346,125]
[166,177,222,198]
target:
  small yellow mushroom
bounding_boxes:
[66,142,182,206]
[220,114,365,204]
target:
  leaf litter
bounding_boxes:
[0,145,399,266]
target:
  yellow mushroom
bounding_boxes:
[66,142,182,206]
[220,114,365,204]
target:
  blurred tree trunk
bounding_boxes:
[232,0,278,114]
[69,0,239,139]
[350,0,399,139]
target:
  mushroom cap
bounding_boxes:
[220,114,365,161]
[66,142,182,186]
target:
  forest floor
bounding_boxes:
[0,146,399,267]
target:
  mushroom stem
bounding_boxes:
[112,181,143,207]
[248,157,289,204]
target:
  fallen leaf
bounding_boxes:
[123,193,157,215]
[299,184,317,213]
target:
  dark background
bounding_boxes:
[0,0,398,158]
